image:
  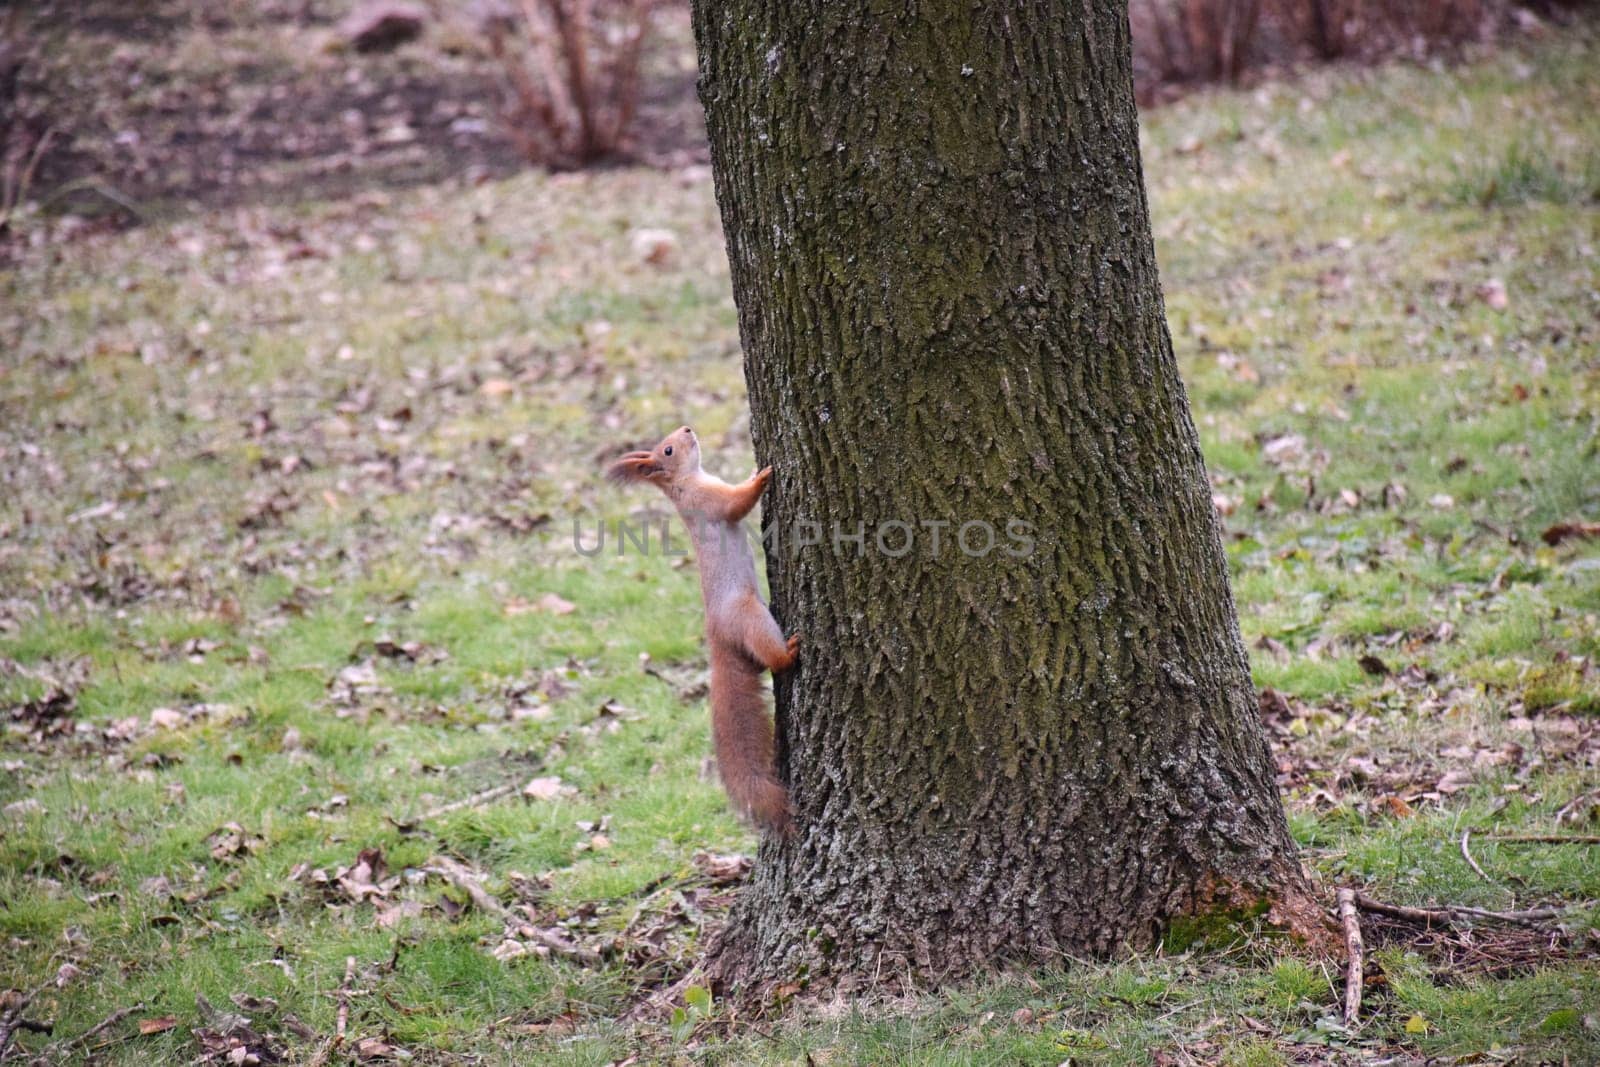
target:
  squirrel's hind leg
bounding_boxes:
[739,594,798,674]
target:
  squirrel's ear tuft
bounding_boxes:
[607,451,662,484]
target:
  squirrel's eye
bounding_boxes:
[664,446,673,456]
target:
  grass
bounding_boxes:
[3,18,1600,1067]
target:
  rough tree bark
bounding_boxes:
[690,0,1321,990]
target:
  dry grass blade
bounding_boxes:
[335,956,355,1046]
[1459,828,1499,886]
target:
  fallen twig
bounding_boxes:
[1336,888,1363,1027]
[1485,833,1600,845]
[1446,903,1567,925]
[0,981,52,1061]
[418,782,519,821]
[1353,892,1570,927]
[1352,895,1449,926]
[48,1002,141,1057]
[423,855,510,919]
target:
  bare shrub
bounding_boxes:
[0,10,54,236]
[473,0,656,169]
[1135,0,1265,84]
[1290,0,1367,59]
[1388,0,1488,47]
[1282,0,1492,61]
[1133,0,1513,93]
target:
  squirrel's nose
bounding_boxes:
[682,426,693,435]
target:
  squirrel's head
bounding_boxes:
[606,425,700,488]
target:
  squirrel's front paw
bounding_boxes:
[785,634,801,660]
[753,466,773,486]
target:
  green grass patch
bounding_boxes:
[2,18,1599,1067]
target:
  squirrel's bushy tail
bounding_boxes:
[708,644,793,836]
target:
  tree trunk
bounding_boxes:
[690,0,1320,990]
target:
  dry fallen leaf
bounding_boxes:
[1381,795,1416,818]
[523,776,567,801]
[355,1036,406,1061]
[1542,521,1600,547]
[149,706,184,730]
[374,899,425,929]
[536,593,576,615]
[1476,277,1508,310]
[207,822,265,860]
[1357,654,1390,677]
[337,847,389,902]
[1261,434,1306,467]
[692,852,752,884]
[629,227,679,266]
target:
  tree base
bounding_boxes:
[704,859,1337,1009]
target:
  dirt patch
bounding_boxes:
[12,0,707,222]
[7,0,1575,230]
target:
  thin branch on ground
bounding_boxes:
[46,1002,141,1058]
[1353,892,1573,928]
[1336,888,1363,1027]
[418,782,519,821]
[0,981,53,1061]
[1485,833,1600,845]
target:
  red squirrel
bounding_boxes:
[607,426,798,836]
